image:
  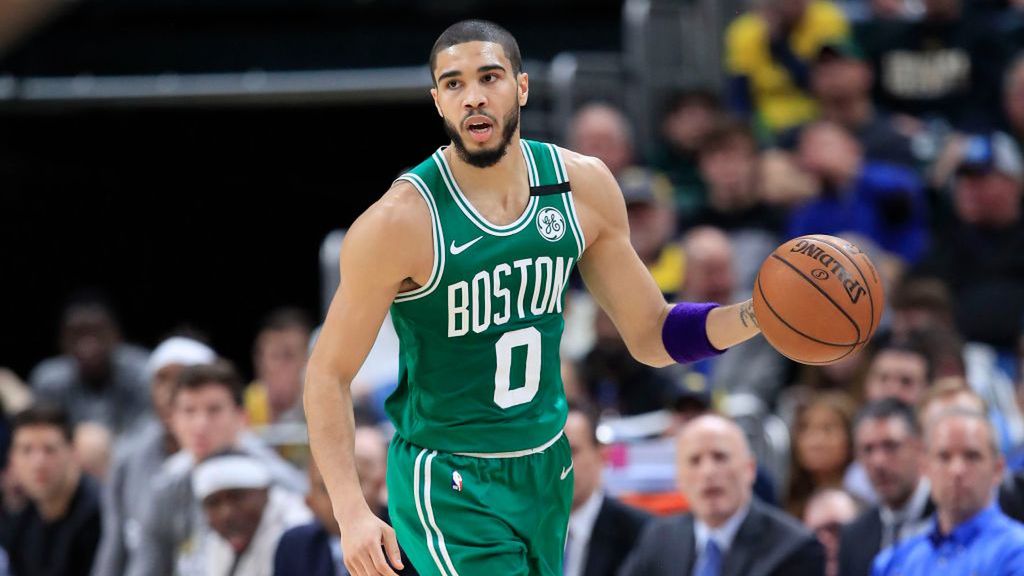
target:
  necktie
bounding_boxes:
[696,539,722,576]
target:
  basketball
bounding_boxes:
[753,234,884,365]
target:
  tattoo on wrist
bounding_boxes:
[739,301,758,328]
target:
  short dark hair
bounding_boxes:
[429,20,522,83]
[698,116,757,159]
[854,398,921,438]
[13,403,74,444]
[260,307,313,335]
[871,330,937,382]
[663,88,721,118]
[174,360,244,407]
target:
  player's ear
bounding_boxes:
[518,72,529,107]
[430,86,443,117]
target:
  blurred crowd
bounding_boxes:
[5,0,1024,574]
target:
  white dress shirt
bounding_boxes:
[693,501,751,571]
[878,479,931,549]
[564,489,604,576]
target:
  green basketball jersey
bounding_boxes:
[386,140,584,454]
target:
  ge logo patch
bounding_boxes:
[536,207,565,242]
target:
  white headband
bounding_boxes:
[146,336,216,379]
[192,455,271,501]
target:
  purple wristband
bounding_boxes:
[661,302,726,364]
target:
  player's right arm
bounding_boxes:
[304,180,432,576]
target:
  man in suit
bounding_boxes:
[621,414,824,576]
[839,399,932,576]
[562,403,650,576]
[274,425,417,576]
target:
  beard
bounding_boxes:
[443,106,520,168]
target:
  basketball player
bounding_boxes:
[305,20,763,576]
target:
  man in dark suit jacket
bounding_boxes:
[274,426,416,576]
[620,414,824,576]
[563,403,651,576]
[839,400,932,576]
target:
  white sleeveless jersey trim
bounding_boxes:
[549,144,586,258]
[452,430,563,458]
[521,139,540,186]
[432,149,539,236]
[393,173,446,303]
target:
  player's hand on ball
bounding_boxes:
[753,234,884,365]
[339,507,404,576]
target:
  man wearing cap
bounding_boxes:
[912,131,1024,348]
[805,40,915,169]
[193,452,310,576]
[92,336,217,576]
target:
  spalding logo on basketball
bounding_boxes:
[536,207,565,242]
[753,234,884,365]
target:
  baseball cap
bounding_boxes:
[955,131,1024,181]
[816,39,865,63]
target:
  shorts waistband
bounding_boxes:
[451,430,564,459]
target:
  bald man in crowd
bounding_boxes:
[621,414,824,576]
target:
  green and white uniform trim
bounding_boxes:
[386,139,584,455]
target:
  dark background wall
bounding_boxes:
[0,0,622,379]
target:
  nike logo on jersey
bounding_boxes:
[560,463,574,480]
[450,236,483,255]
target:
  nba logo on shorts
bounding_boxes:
[451,471,463,492]
[536,207,565,242]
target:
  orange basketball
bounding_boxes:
[753,234,884,365]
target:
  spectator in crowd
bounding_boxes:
[787,121,928,264]
[621,414,824,576]
[567,102,636,177]
[839,399,932,576]
[617,167,682,297]
[562,403,650,576]
[126,361,305,576]
[917,381,1024,522]
[806,40,916,168]
[1002,55,1024,150]
[871,409,1024,575]
[862,333,932,406]
[275,425,416,576]
[92,336,216,576]
[73,422,111,482]
[29,292,152,435]
[680,226,787,401]
[724,0,850,137]
[651,89,722,214]
[857,0,1007,130]
[887,278,955,338]
[683,118,784,287]
[245,307,313,427]
[913,131,1024,349]
[579,306,683,416]
[803,488,860,576]
[5,404,102,576]
[788,392,857,518]
[193,452,310,576]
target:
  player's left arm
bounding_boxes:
[566,151,760,368]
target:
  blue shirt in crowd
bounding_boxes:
[787,162,927,263]
[871,503,1024,576]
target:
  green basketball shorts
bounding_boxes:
[387,431,573,576]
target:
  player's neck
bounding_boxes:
[445,136,529,199]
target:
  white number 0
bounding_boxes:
[493,327,541,409]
